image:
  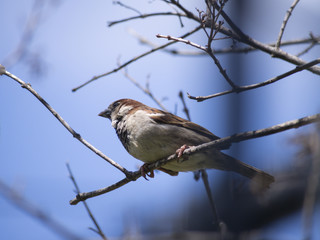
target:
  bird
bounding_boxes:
[99,98,275,188]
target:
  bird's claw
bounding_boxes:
[175,144,190,162]
[140,163,154,180]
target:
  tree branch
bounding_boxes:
[156,33,237,89]
[108,12,187,27]
[1,65,132,177]
[120,67,168,112]
[67,163,108,240]
[112,1,142,15]
[188,58,320,101]
[212,4,320,75]
[276,0,300,49]
[131,30,320,56]
[70,113,320,205]
[72,25,202,92]
[0,179,82,240]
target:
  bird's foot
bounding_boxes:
[175,144,190,162]
[140,163,154,180]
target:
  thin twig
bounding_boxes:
[166,0,197,20]
[72,25,202,92]
[296,41,317,57]
[157,34,237,89]
[131,30,320,56]
[1,66,131,177]
[202,1,237,90]
[66,163,108,240]
[178,91,191,121]
[121,67,168,112]
[108,12,187,27]
[69,113,320,204]
[200,169,221,230]
[207,48,237,89]
[188,58,320,101]
[276,0,300,49]
[0,179,82,240]
[156,34,207,51]
[112,1,142,15]
[296,33,319,57]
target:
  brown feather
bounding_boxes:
[150,111,219,141]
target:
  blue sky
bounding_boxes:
[1,0,320,239]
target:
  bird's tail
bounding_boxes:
[216,152,275,189]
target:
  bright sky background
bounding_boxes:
[1,0,320,239]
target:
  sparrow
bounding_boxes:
[99,99,275,188]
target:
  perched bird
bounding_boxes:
[99,99,274,188]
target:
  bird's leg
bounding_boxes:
[139,163,154,180]
[175,144,190,163]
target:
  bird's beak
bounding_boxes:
[98,109,111,119]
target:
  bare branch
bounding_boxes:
[276,0,300,49]
[211,4,320,75]
[296,33,319,57]
[108,12,187,27]
[166,0,198,20]
[0,179,82,240]
[206,48,237,88]
[70,113,320,204]
[1,66,131,177]
[67,163,108,240]
[178,91,191,121]
[213,35,320,55]
[297,42,317,57]
[134,32,319,56]
[70,178,133,205]
[157,33,237,89]
[112,1,142,15]
[72,25,202,92]
[156,33,206,51]
[121,67,168,112]
[188,58,320,101]
[200,169,221,230]
[0,65,5,75]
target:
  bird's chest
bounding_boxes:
[114,112,177,163]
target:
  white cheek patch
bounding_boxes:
[118,105,133,116]
[111,120,118,128]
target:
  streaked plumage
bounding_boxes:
[99,99,275,188]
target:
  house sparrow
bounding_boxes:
[99,99,275,188]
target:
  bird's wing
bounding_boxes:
[150,110,220,141]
